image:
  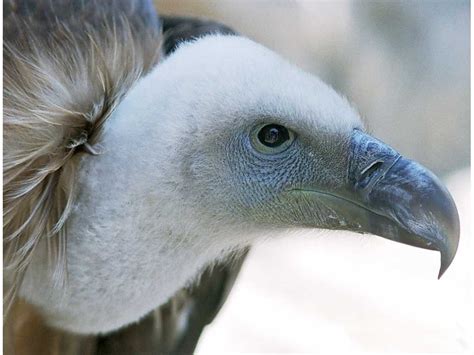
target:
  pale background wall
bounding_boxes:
[156,0,471,352]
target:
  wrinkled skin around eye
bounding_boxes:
[182,124,350,228]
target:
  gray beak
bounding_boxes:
[299,130,460,278]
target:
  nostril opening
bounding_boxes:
[358,160,384,187]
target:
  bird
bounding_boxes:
[3,0,460,354]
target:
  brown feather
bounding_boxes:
[3,0,162,318]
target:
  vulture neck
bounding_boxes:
[74,63,249,281]
[23,61,255,333]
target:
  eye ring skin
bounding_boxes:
[250,123,296,155]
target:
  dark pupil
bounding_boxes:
[258,124,289,147]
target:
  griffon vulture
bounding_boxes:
[3,0,459,354]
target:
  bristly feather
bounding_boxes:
[3,1,162,317]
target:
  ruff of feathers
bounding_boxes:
[3,9,161,315]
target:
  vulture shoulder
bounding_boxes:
[4,1,247,353]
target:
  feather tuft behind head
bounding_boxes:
[3,9,161,316]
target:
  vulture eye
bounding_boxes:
[251,123,295,154]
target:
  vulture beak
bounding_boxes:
[294,129,460,278]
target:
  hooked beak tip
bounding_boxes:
[437,233,459,279]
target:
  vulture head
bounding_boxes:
[18,35,459,334]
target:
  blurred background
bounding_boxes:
[156,1,471,352]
